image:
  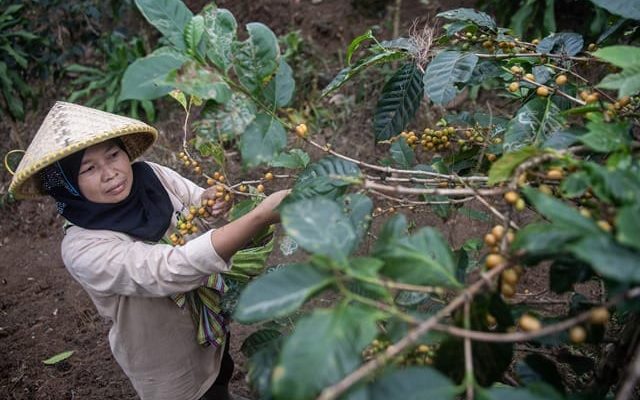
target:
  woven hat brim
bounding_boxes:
[9,127,157,199]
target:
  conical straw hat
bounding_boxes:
[8,101,158,199]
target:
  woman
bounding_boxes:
[8,101,288,400]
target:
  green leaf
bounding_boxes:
[536,32,583,56]
[488,146,541,184]
[269,149,310,169]
[233,22,280,93]
[579,119,630,152]
[240,113,286,167]
[522,186,601,234]
[542,0,557,34]
[281,198,358,261]
[369,367,458,400]
[134,0,193,50]
[234,263,333,323]
[616,205,640,251]
[597,65,640,98]
[119,47,187,101]
[193,93,256,141]
[339,193,373,246]
[374,63,424,141]
[43,350,74,365]
[458,207,490,222]
[516,355,565,395]
[424,51,478,105]
[240,329,282,358]
[285,156,361,203]
[247,334,282,398]
[347,30,373,65]
[163,61,232,103]
[513,223,582,257]
[593,46,640,69]
[184,15,205,59]
[559,171,589,198]
[262,59,295,107]
[569,235,640,283]
[589,0,640,21]
[322,50,408,96]
[376,226,461,288]
[272,304,381,400]
[390,139,415,168]
[202,5,237,72]
[503,97,565,152]
[436,8,497,31]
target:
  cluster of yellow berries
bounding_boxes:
[168,205,209,246]
[504,190,526,211]
[605,95,633,119]
[178,151,203,175]
[362,339,434,366]
[399,127,454,152]
[517,306,609,344]
[483,224,522,298]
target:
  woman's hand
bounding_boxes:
[257,189,291,225]
[200,187,232,218]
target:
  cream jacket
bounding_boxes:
[61,162,230,400]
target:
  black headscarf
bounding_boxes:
[40,139,174,242]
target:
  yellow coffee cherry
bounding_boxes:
[501,282,516,298]
[491,225,505,240]
[295,123,308,138]
[502,268,519,285]
[484,233,497,246]
[515,198,526,211]
[555,74,568,86]
[504,191,520,205]
[256,184,265,193]
[485,254,505,269]
[519,314,542,332]
[508,82,520,92]
[524,73,535,81]
[547,168,564,180]
[265,172,274,181]
[597,220,612,232]
[536,86,550,97]
[589,307,610,325]
[570,326,587,343]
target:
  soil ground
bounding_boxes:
[0,0,601,399]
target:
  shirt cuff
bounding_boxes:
[183,229,230,273]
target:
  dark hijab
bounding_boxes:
[40,139,174,242]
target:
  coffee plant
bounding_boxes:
[121,0,640,398]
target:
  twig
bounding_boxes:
[616,341,640,400]
[476,52,600,63]
[464,299,474,400]
[305,137,488,182]
[369,189,474,205]
[430,287,640,343]
[364,180,504,197]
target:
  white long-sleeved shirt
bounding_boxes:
[61,162,229,400]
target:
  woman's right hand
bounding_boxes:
[257,189,291,225]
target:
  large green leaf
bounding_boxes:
[119,47,187,101]
[346,30,374,65]
[390,139,415,168]
[589,0,640,20]
[597,65,640,98]
[579,119,631,152]
[240,113,286,167]
[134,0,193,50]
[368,367,458,400]
[281,198,358,261]
[262,59,295,107]
[536,32,583,56]
[593,45,640,69]
[247,335,282,398]
[233,22,280,93]
[503,97,565,152]
[339,193,373,246]
[202,5,237,72]
[436,8,497,31]
[240,329,282,358]
[522,187,601,234]
[234,263,333,323]
[424,51,478,105]
[487,146,541,184]
[512,223,582,257]
[376,226,461,288]
[269,149,310,169]
[163,61,231,103]
[483,386,554,400]
[616,205,640,251]
[285,156,361,203]
[569,235,640,283]
[193,93,256,141]
[373,63,424,141]
[322,50,408,96]
[272,304,381,400]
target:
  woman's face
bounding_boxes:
[77,141,133,203]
